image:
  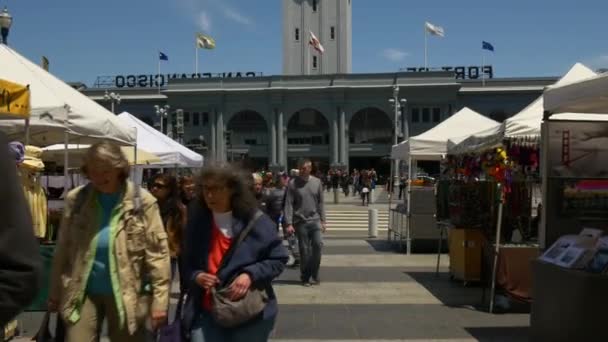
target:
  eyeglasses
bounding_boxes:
[150,182,168,189]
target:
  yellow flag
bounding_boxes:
[0,78,31,118]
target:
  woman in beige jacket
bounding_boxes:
[48,142,171,342]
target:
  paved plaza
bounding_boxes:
[13,203,529,342]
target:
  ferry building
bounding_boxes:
[76,0,557,174]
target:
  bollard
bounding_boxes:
[370,188,375,204]
[368,208,378,238]
[333,189,340,204]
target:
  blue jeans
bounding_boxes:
[295,221,323,281]
[190,312,275,342]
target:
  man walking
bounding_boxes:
[284,159,326,287]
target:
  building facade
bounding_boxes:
[82,72,556,174]
[77,0,557,175]
[283,0,352,75]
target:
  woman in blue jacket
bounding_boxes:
[183,163,288,342]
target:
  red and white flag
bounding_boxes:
[308,31,325,54]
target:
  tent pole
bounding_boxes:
[489,183,504,313]
[406,157,413,255]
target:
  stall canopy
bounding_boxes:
[42,144,161,166]
[450,63,598,154]
[117,112,203,168]
[544,71,608,114]
[0,45,135,146]
[391,107,499,160]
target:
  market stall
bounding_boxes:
[390,107,499,253]
[117,112,203,168]
[529,71,608,341]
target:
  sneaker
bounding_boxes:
[310,278,321,286]
[301,281,312,287]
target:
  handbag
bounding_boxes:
[211,210,269,328]
[157,291,186,342]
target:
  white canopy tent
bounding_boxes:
[0,45,135,146]
[544,72,608,114]
[391,107,499,161]
[117,112,203,168]
[450,63,598,154]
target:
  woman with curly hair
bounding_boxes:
[183,163,288,341]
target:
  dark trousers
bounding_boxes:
[295,221,323,281]
[398,186,405,199]
[190,312,275,342]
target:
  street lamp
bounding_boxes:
[103,90,121,113]
[0,6,13,45]
[154,104,170,135]
[389,85,407,193]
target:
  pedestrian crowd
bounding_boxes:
[0,140,327,342]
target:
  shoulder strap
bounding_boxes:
[218,210,264,271]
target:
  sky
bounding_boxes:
[4,0,608,86]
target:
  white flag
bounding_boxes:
[425,22,445,37]
[308,31,325,54]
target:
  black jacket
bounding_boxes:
[0,133,41,326]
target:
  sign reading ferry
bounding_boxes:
[113,72,263,88]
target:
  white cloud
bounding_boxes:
[381,48,409,62]
[220,5,253,26]
[198,11,212,32]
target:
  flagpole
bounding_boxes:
[424,27,428,70]
[195,44,199,75]
[158,53,161,94]
[482,51,486,87]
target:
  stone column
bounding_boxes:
[210,111,217,161]
[331,116,339,166]
[277,109,286,170]
[270,110,277,166]
[339,107,347,168]
[216,110,225,162]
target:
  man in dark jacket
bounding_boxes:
[0,133,41,326]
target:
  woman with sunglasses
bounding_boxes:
[149,174,186,282]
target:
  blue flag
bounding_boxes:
[159,52,168,61]
[482,41,494,52]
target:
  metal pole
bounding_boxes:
[424,28,428,70]
[489,184,504,313]
[393,86,400,196]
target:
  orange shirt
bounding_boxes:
[203,219,233,311]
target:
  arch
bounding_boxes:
[348,107,393,144]
[287,108,330,146]
[225,110,269,170]
[226,110,268,142]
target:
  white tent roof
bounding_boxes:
[449,63,600,154]
[544,72,608,114]
[0,45,135,146]
[117,112,203,168]
[391,107,499,160]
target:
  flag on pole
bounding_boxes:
[425,22,445,37]
[196,33,216,49]
[41,56,49,71]
[159,52,169,61]
[308,31,325,54]
[482,41,495,52]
